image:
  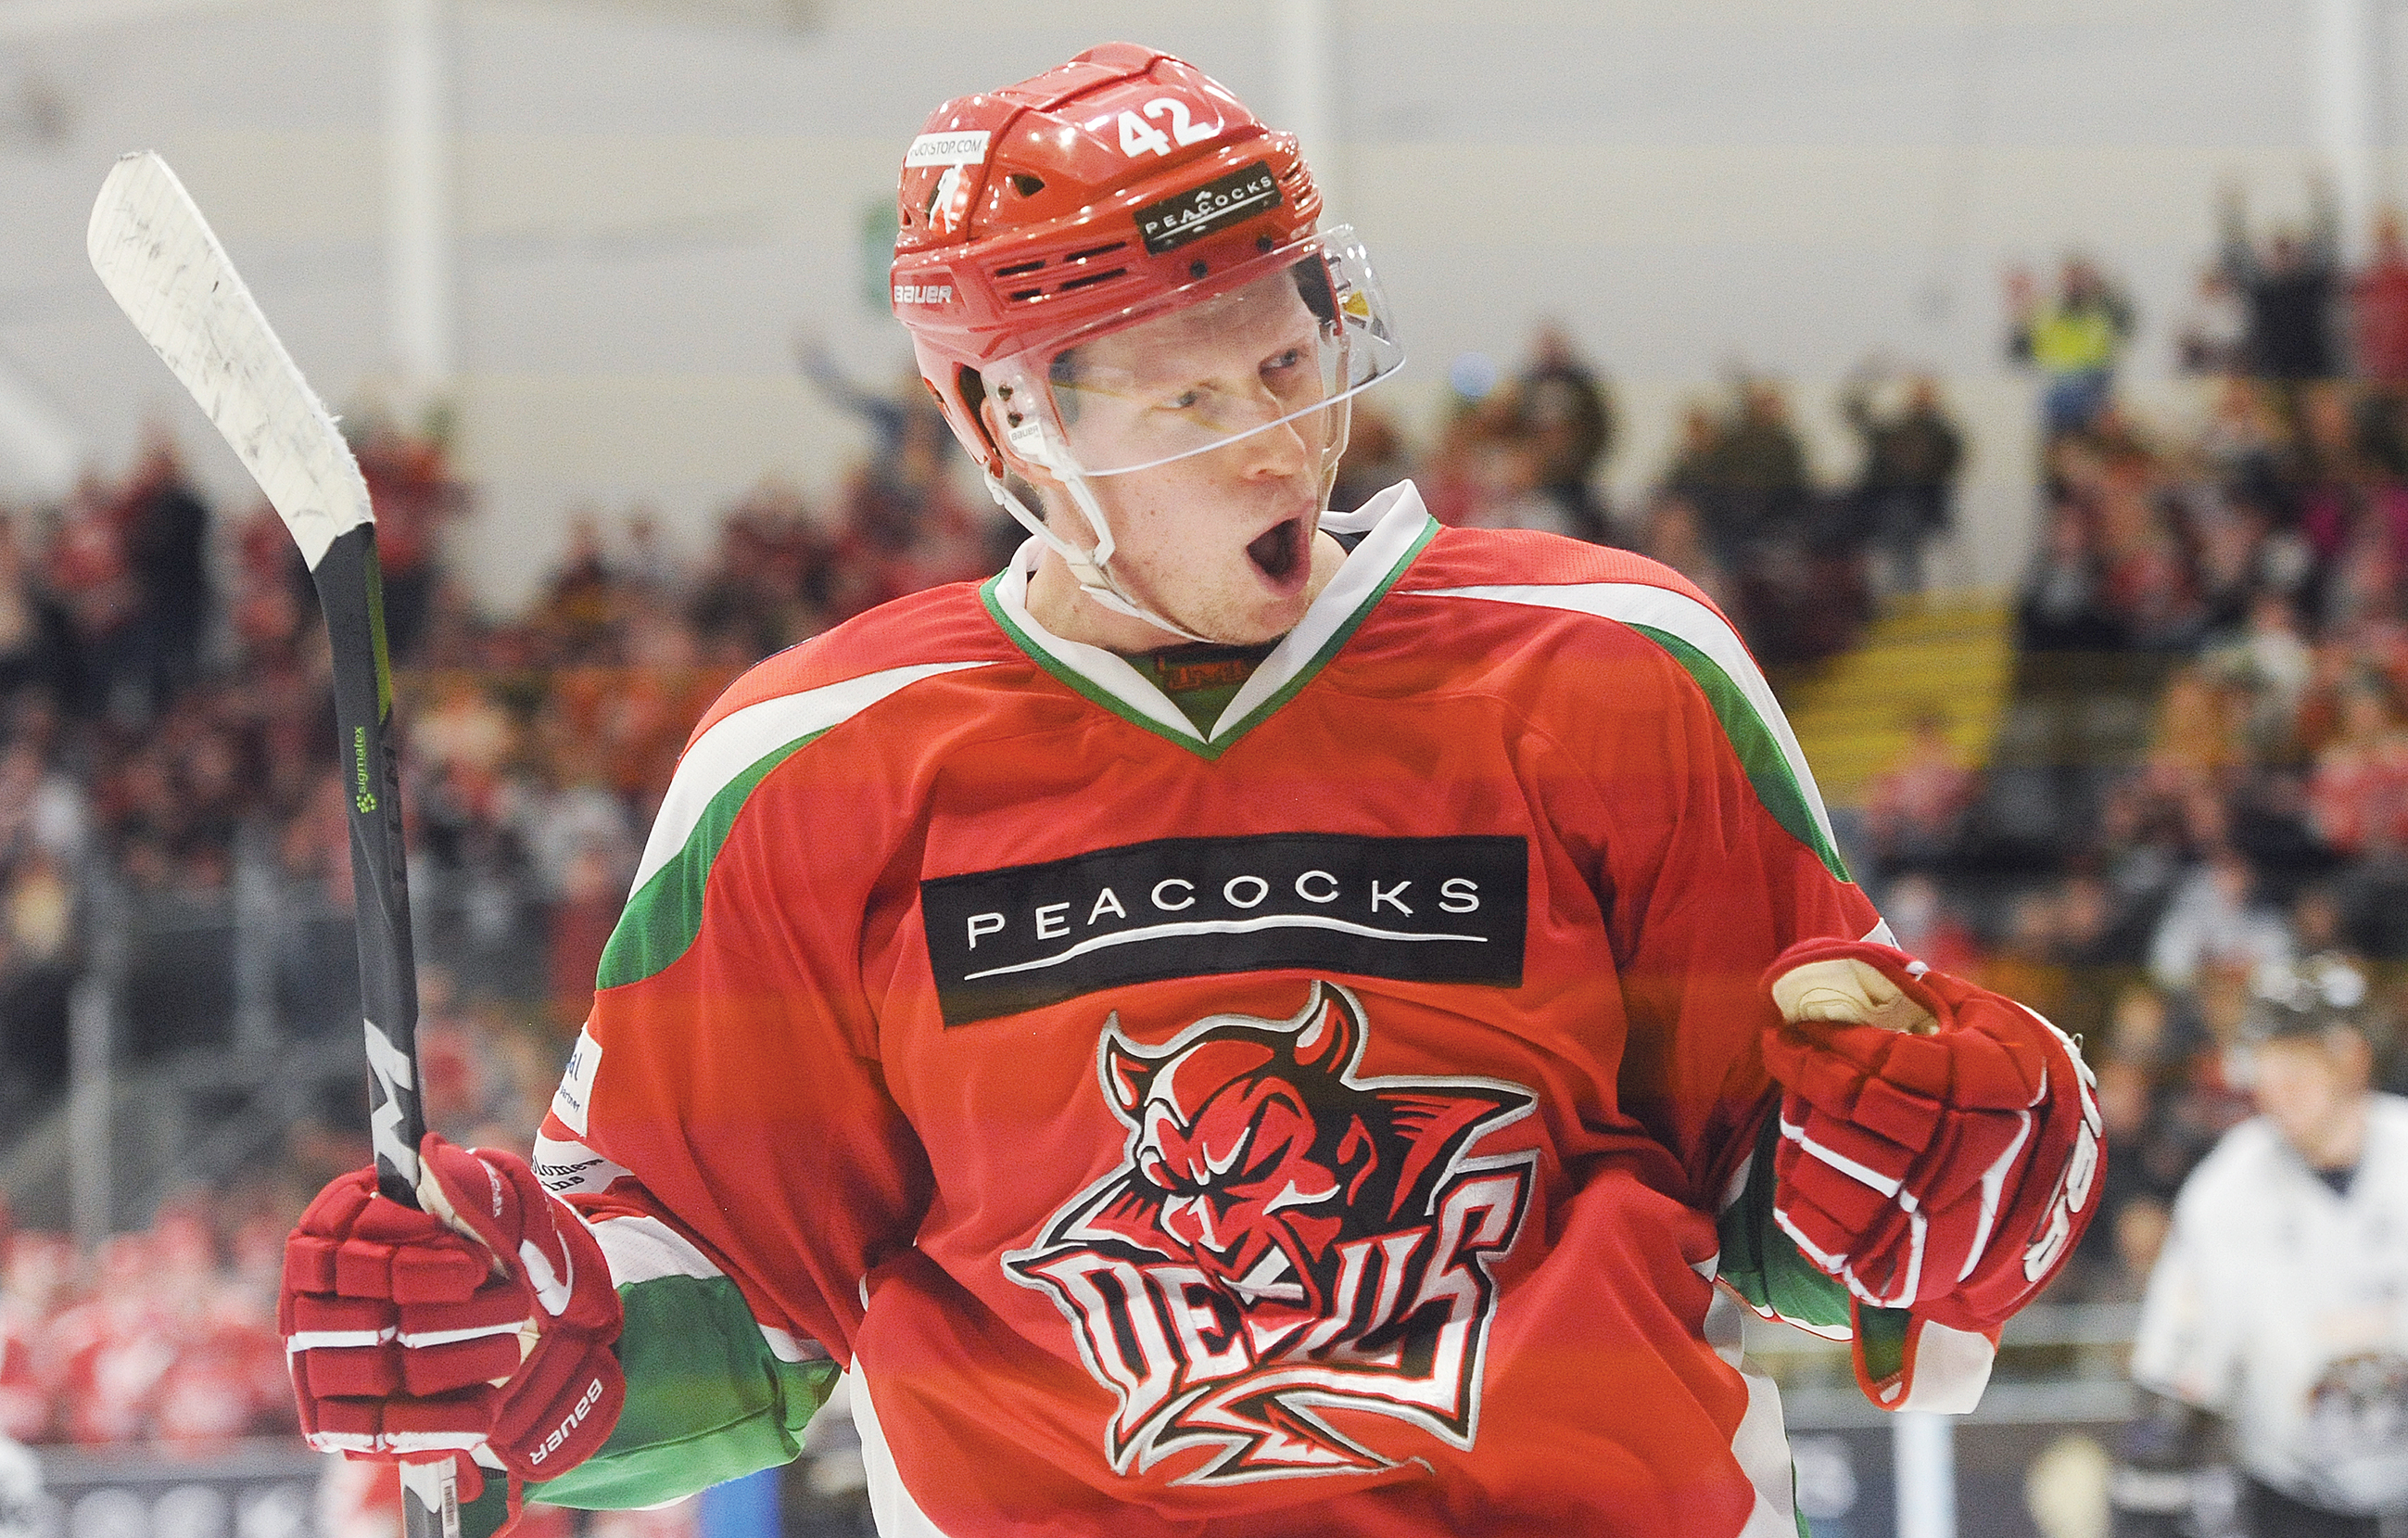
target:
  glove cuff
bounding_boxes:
[1850,1302,1998,1415]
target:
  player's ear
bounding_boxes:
[973,389,1010,458]
[2334,1026,2375,1087]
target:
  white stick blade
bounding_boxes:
[86,151,372,569]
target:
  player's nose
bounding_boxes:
[1234,410,1312,481]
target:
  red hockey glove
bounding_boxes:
[1758,938,2103,1332]
[280,1136,624,1515]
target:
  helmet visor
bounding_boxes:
[1002,227,1403,479]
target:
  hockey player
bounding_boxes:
[276,44,2102,1537]
[2116,955,2408,1538]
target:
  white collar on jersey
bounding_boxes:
[988,480,1436,748]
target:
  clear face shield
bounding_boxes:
[981,228,1404,636]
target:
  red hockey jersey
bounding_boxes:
[528,484,1884,1536]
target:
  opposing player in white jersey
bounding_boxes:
[2121,954,2408,1538]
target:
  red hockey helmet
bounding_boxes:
[890,43,1402,484]
[887,44,1404,638]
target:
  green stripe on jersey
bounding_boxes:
[597,731,823,991]
[1629,624,1848,881]
[531,1272,837,1510]
[1717,1113,1853,1333]
[1416,580,1848,883]
[599,659,995,990]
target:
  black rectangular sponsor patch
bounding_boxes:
[1134,161,1284,256]
[920,833,1527,1026]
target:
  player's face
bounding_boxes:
[2251,1033,2369,1163]
[1039,272,1341,644]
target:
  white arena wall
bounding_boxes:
[0,0,2389,609]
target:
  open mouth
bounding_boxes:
[1246,516,1308,583]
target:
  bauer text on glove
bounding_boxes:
[279,1136,626,1509]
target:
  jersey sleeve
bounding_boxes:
[1582,586,1882,1204]
[518,686,937,1512]
[1543,578,1907,1382]
[2129,1166,2243,1415]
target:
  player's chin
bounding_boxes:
[1179,575,1310,646]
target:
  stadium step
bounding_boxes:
[1769,589,2015,809]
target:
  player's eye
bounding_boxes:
[1160,387,1204,412]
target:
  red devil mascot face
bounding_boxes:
[1092,982,1528,1318]
[1007,981,1538,1481]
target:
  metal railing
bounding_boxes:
[1,844,562,1239]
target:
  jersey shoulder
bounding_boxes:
[685,578,1018,746]
[1385,526,1752,673]
[1372,524,1851,883]
[1394,526,1724,613]
[602,582,1017,995]
[2175,1118,2286,1215]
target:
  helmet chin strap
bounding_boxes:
[990,420,1217,646]
[982,473,1216,645]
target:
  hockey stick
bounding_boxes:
[86,152,461,1538]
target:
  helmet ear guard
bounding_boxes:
[975,360,1215,643]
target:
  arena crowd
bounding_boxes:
[9,181,2408,1447]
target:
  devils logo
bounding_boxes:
[1005,981,1536,1486]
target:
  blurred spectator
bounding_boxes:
[2206,593,2313,755]
[0,519,58,708]
[1862,706,1978,875]
[2220,175,2344,384]
[1879,871,1983,976]
[1328,402,1410,515]
[1414,354,1578,541]
[1842,362,1965,595]
[2148,847,2292,992]
[1689,378,1813,567]
[1638,492,1737,620]
[352,416,466,661]
[1657,378,1865,661]
[820,406,994,623]
[2174,267,2250,376]
[2351,210,2408,385]
[536,511,624,657]
[621,506,691,606]
[2306,676,2408,857]
[2006,255,2136,438]
[2196,376,2293,525]
[689,479,829,659]
[45,475,141,722]
[2017,499,2124,655]
[116,431,211,706]
[1507,325,1616,544]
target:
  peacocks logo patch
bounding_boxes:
[919,833,1528,1026]
[1005,982,1535,1486]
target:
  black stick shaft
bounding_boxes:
[310,523,424,1206]
[314,525,458,1538]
